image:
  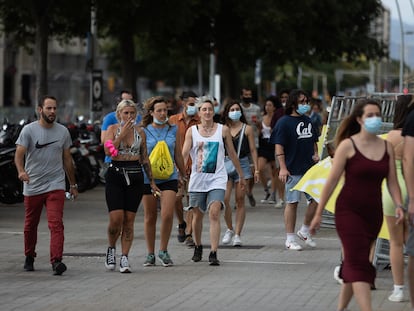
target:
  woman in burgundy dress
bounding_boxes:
[310,99,404,311]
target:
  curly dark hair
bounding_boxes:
[141,96,169,127]
[284,89,308,115]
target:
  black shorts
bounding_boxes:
[105,161,144,213]
[258,137,275,161]
[143,179,178,195]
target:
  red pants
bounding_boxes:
[24,190,65,263]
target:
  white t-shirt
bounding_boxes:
[188,124,227,192]
[241,103,262,147]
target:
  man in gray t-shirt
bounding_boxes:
[15,95,78,275]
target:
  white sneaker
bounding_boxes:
[233,234,242,246]
[388,289,404,302]
[297,230,316,248]
[274,199,284,208]
[260,191,271,203]
[222,229,234,244]
[119,255,131,273]
[333,265,344,284]
[285,240,302,251]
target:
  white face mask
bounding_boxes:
[228,110,242,121]
[364,116,382,134]
[296,104,310,115]
[186,105,197,116]
[153,116,168,125]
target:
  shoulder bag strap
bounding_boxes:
[236,124,246,157]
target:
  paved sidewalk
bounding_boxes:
[0,184,411,311]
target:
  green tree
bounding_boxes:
[97,0,205,99]
[104,0,385,97]
[0,0,90,103]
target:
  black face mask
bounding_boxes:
[242,97,253,103]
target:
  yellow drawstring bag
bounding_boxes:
[149,140,174,179]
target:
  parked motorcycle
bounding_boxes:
[68,140,94,193]
[0,146,23,204]
[0,118,25,204]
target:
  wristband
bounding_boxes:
[396,204,406,211]
[70,184,78,189]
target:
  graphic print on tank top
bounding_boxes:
[196,141,219,173]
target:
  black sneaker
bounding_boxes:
[184,234,195,248]
[192,245,203,262]
[247,194,256,207]
[105,246,116,270]
[177,221,187,243]
[208,251,220,266]
[24,256,34,271]
[52,260,67,275]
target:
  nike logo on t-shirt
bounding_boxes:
[35,140,59,149]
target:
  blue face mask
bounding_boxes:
[214,106,220,114]
[296,104,310,115]
[364,116,382,134]
[186,105,197,116]
[153,116,168,125]
[228,110,242,121]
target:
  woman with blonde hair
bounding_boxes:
[103,99,159,273]
[182,96,245,265]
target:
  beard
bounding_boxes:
[41,112,55,124]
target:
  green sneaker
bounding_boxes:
[158,250,173,267]
[143,253,156,267]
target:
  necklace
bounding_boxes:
[201,123,215,135]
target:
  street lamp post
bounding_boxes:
[396,0,404,93]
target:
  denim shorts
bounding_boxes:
[228,156,253,183]
[406,226,414,256]
[188,189,225,213]
[285,175,313,203]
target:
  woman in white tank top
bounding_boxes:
[182,96,245,266]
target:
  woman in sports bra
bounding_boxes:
[103,99,159,273]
